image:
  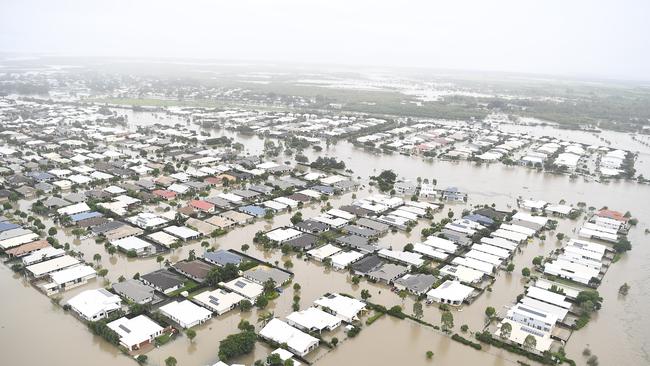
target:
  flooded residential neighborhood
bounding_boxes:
[2,2,650,366]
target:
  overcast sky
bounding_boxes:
[1,0,649,80]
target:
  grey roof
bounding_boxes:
[343,224,378,237]
[368,262,409,283]
[440,229,473,246]
[244,266,292,285]
[205,196,233,209]
[394,273,437,294]
[63,193,86,204]
[356,217,390,232]
[112,279,155,303]
[203,250,243,266]
[43,197,70,208]
[248,185,274,194]
[91,220,126,234]
[339,205,372,217]
[231,189,261,199]
[294,219,329,233]
[352,254,383,274]
[141,269,185,291]
[336,235,378,254]
[284,233,319,250]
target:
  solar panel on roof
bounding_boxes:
[118,324,131,333]
[234,281,246,288]
[521,326,545,337]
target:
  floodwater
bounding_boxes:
[2,110,649,366]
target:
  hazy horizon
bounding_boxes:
[2,0,650,81]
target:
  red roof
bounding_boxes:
[596,209,628,222]
[153,189,177,199]
[190,200,215,211]
[204,176,222,185]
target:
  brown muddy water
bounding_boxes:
[2,111,649,366]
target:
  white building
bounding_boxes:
[426,280,474,306]
[66,288,121,321]
[220,277,264,300]
[286,307,342,333]
[159,300,212,328]
[193,289,245,315]
[259,318,319,357]
[108,315,165,351]
[314,293,366,323]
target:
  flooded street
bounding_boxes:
[2,111,649,366]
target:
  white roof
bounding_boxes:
[22,246,65,265]
[274,196,299,207]
[220,277,264,300]
[286,307,341,331]
[307,244,342,260]
[470,244,511,259]
[412,243,448,260]
[526,287,571,309]
[108,315,163,348]
[0,232,40,249]
[329,251,364,268]
[465,249,503,266]
[500,223,536,237]
[50,264,96,285]
[159,300,212,328]
[546,204,573,215]
[266,227,302,243]
[26,255,80,277]
[520,297,569,321]
[259,319,319,356]
[427,280,474,302]
[112,236,153,251]
[512,212,548,226]
[147,231,178,247]
[194,288,245,314]
[163,225,201,240]
[378,249,424,266]
[314,293,365,322]
[452,256,494,274]
[66,289,121,319]
[326,209,355,221]
[492,229,528,243]
[480,237,517,251]
[439,264,484,283]
[423,236,458,253]
[57,202,90,216]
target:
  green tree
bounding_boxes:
[185,328,196,342]
[413,301,424,319]
[48,227,57,236]
[441,311,454,332]
[360,289,371,301]
[164,356,177,366]
[255,296,269,309]
[239,299,253,311]
[93,253,102,263]
[523,334,537,350]
[157,255,164,267]
[218,331,257,361]
[485,306,496,319]
[426,350,434,359]
[521,267,531,277]
[290,211,303,225]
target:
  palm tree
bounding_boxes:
[93,253,102,263]
[157,255,164,268]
